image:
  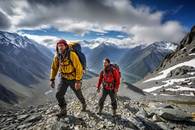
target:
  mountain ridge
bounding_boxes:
[0,31,53,106]
[135,25,195,97]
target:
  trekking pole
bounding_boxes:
[58,51,62,78]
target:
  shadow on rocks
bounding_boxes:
[85,110,101,121]
[101,112,139,130]
[57,115,87,128]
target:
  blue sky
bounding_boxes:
[0,0,194,48]
[131,0,195,29]
[19,27,129,41]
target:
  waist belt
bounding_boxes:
[59,71,75,78]
[103,81,115,89]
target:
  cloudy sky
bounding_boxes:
[0,0,194,48]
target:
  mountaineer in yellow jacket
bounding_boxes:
[50,39,86,117]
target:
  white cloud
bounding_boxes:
[54,20,106,36]
[0,0,186,46]
[18,32,59,48]
[129,21,185,43]
[116,35,125,38]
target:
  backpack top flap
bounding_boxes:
[70,42,82,51]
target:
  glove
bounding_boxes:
[50,80,55,88]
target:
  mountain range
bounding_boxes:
[1,28,195,130]
[0,31,53,107]
[81,40,178,83]
[136,25,195,97]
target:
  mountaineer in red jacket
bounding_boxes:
[96,58,120,116]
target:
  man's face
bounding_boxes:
[58,44,67,53]
[103,60,109,68]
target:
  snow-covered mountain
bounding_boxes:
[1,34,194,130]
[0,31,53,106]
[119,41,178,83]
[81,40,177,83]
[136,25,195,97]
[149,41,177,51]
[86,43,129,72]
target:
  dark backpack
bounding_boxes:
[57,42,86,71]
[69,42,86,70]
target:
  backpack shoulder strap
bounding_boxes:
[109,65,115,75]
[67,49,75,68]
[57,53,63,65]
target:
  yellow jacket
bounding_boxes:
[50,51,83,81]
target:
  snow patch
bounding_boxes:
[188,72,195,76]
[164,42,177,51]
[144,58,195,82]
[189,53,195,56]
[144,85,165,92]
[0,32,34,48]
[166,85,195,92]
[180,93,195,96]
[151,93,157,96]
[143,76,195,92]
[160,93,173,96]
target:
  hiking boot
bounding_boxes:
[56,107,67,117]
[113,109,117,116]
[81,104,87,112]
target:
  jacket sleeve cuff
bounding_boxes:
[50,79,55,81]
[76,79,81,82]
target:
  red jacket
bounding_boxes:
[97,65,120,90]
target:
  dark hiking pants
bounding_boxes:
[56,77,86,109]
[98,88,117,110]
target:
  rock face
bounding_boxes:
[136,25,195,97]
[0,31,53,86]
[0,31,53,106]
[0,78,195,130]
[167,66,195,78]
[156,25,195,72]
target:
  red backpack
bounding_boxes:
[102,64,121,89]
[111,64,121,78]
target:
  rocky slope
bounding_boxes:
[135,25,195,97]
[0,31,53,106]
[1,78,195,130]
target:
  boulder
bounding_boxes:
[24,114,42,123]
[156,108,191,122]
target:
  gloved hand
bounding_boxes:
[50,80,55,88]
